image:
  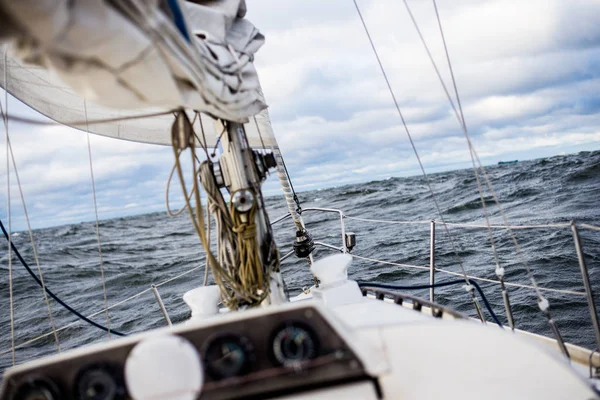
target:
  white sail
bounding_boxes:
[0,0,277,148]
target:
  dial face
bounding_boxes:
[203,334,255,380]
[12,377,60,400]
[75,363,125,400]
[271,323,318,368]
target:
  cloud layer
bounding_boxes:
[2,0,600,229]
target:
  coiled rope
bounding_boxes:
[170,114,270,309]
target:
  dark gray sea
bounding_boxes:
[1,150,599,373]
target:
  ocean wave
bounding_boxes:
[2,150,600,372]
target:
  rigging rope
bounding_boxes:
[195,111,211,159]
[402,0,504,278]
[165,160,198,217]
[203,206,211,286]
[399,0,565,338]
[3,49,16,365]
[170,114,270,309]
[351,0,485,321]
[84,100,112,339]
[429,0,566,339]
[405,0,546,303]
[277,151,302,215]
[3,126,61,352]
[198,157,270,306]
[0,219,126,336]
[402,1,513,327]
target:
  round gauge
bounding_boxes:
[12,377,61,400]
[271,323,318,368]
[202,334,255,380]
[74,363,126,400]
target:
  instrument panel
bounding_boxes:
[0,304,369,400]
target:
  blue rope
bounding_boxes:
[166,0,190,42]
[0,219,126,336]
[357,279,504,327]
[1,214,503,334]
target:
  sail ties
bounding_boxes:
[232,219,256,240]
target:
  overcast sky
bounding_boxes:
[2,0,600,230]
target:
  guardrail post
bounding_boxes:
[571,221,600,351]
[151,284,172,327]
[430,220,435,302]
[340,213,347,254]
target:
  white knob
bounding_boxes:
[311,253,352,287]
[125,334,204,400]
[183,285,221,319]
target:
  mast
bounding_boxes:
[213,120,286,305]
[0,0,294,308]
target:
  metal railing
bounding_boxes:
[3,207,348,356]
[274,208,600,351]
[0,263,205,356]
[6,209,600,360]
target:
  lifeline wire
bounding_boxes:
[351,0,485,321]
[349,253,585,297]
[357,279,503,327]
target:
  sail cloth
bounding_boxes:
[0,0,276,148]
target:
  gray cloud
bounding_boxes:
[2,0,600,230]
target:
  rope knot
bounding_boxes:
[233,223,256,240]
[208,202,219,214]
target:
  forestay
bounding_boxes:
[0,0,276,148]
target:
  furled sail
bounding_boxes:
[0,0,276,148]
